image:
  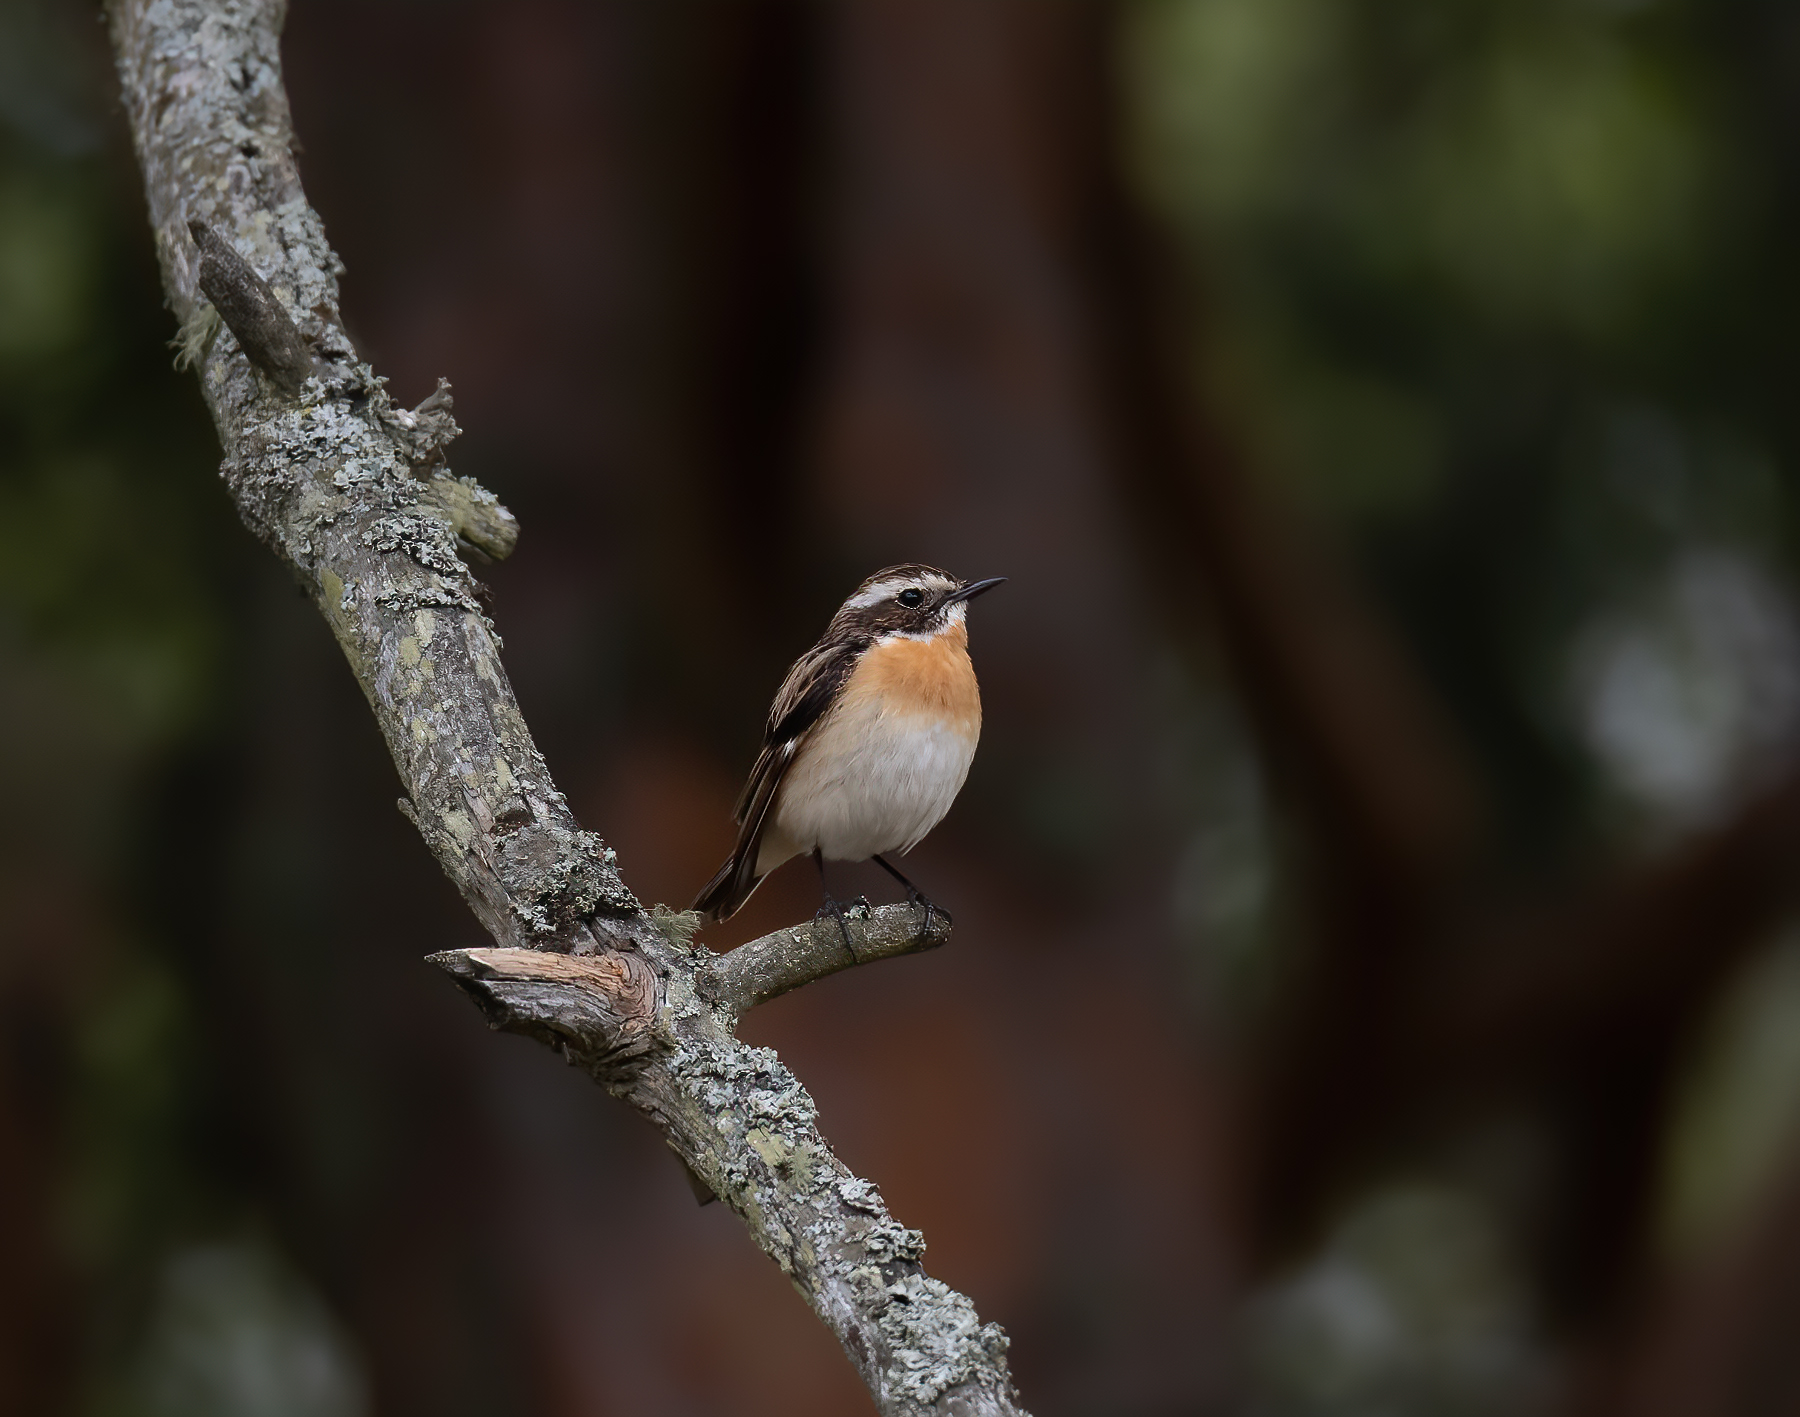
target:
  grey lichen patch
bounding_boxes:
[669,1034,830,1224]
[839,1175,887,1214]
[361,511,468,581]
[672,1042,811,1160]
[876,1274,1014,1411]
[862,1224,928,1266]
[676,1039,811,1124]
[373,581,484,616]
[499,826,639,938]
[218,398,406,556]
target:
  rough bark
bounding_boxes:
[106,3,1025,1412]
[699,903,953,1017]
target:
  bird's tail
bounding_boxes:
[690,846,763,923]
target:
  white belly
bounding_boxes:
[758,700,978,870]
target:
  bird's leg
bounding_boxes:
[872,854,950,933]
[813,850,859,961]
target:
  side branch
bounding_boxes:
[188,218,313,392]
[700,904,952,1016]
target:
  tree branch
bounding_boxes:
[700,903,953,1017]
[106,2,1025,1411]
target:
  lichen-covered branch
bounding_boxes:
[106,2,1026,1412]
[434,943,1022,1415]
[700,903,953,1017]
[110,0,638,958]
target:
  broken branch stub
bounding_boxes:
[188,218,314,394]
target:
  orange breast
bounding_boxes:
[838,622,981,732]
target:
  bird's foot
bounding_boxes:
[870,853,949,934]
[813,893,871,961]
[906,888,950,936]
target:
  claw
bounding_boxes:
[813,893,859,962]
[909,888,950,935]
[872,853,948,934]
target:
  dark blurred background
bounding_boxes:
[7,0,1800,1413]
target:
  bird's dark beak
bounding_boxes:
[946,576,1006,604]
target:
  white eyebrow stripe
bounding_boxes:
[846,579,912,609]
[845,576,957,610]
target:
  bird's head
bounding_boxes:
[833,564,1006,642]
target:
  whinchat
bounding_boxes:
[693,564,1005,927]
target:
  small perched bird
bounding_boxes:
[693,564,1005,927]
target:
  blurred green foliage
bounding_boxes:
[0,12,222,754]
[1125,0,1797,858]
[125,1241,368,1417]
[1659,927,1800,1257]
[1127,0,1800,1408]
[0,3,341,1411]
[1248,1183,1541,1417]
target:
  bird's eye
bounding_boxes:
[897,588,925,608]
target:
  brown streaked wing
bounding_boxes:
[727,635,860,815]
[701,634,864,918]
